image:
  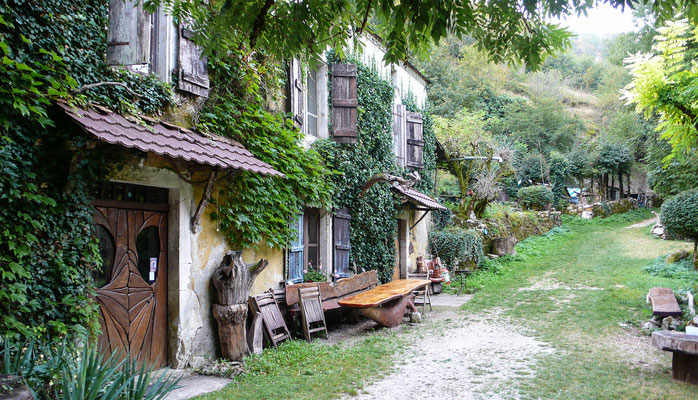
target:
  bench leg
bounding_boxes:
[672,352,698,384]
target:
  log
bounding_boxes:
[358,294,416,328]
[212,251,268,361]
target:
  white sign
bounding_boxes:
[149,258,157,281]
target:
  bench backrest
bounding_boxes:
[285,270,378,307]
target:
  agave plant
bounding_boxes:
[1,336,179,400]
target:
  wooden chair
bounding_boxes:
[297,286,328,342]
[248,292,291,348]
[406,271,432,313]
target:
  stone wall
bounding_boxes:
[458,210,562,255]
[566,198,638,219]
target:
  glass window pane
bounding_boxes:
[307,69,318,137]
[136,226,160,284]
[94,225,115,288]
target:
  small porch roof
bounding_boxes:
[60,102,283,177]
[391,185,446,211]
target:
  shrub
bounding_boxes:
[661,189,698,265]
[428,229,484,270]
[432,207,453,231]
[517,185,554,211]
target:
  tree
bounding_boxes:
[434,110,503,218]
[661,189,698,267]
[623,18,698,161]
[595,142,633,200]
[151,1,697,70]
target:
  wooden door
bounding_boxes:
[92,206,168,368]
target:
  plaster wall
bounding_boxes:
[109,156,285,369]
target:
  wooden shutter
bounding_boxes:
[393,104,407,167]
[288,214,304,283]
[406,111,424,169]
[333,208,351,277]
[289,59,304,130]
[107,0,151,66]
[178,17,210,97]
[331,64,357,144]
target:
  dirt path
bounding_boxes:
[625,217,656,229]
[345,308,553,400]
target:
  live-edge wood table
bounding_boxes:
[338,279,431,327]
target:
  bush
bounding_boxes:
[428,229,484,270]
[432,207,453,231]
[643,255,698,286]
[661,189,698,263]
[517,185,554,210]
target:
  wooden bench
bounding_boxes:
[284,270,378,314]
[648,287,682,317]
[652,331,698,384]
[338,279,431,327]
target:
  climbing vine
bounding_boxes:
[0,0,172,340]
[198,40,334,250]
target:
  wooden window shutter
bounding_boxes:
[393,104,407,167]
[333,208,351,277]
[178,16,210,97]
[331,64,358,144]
[288,214,304,283]
[289,59,304,130]
[406,111,424,169]
[107,0,151,66]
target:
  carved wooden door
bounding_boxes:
[93,206,168,368]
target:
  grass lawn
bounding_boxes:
[463,210,698,399]
[198,210,698,399]
[194,335,402,400]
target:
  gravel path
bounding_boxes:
[625,218,656,229]
[346,308,553,400]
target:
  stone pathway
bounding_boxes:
[163,372,232,400]
[345,308,553,400]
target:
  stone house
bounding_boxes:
[68,1,442,369]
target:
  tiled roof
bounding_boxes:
[391,185,446,210]
[60,102,283,177]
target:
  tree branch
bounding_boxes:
[355,0,373,36]
[75,81,142,99]
[249,0,275,50]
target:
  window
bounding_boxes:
[306,69,319,137]
[288,208,323,282]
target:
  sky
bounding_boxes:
[553,2,638,36]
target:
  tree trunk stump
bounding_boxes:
[212,251,268,361]
[652,330,698,385]
[358,294,416,328]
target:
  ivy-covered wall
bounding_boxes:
[316,51,436,283]
[0,0,173,340]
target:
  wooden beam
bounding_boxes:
[190,168,217,232]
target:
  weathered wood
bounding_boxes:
[648,287,683,317]
[248,293,290,348]
[246,313,263,354]
[298,286,328,341]
[358,294,417,328]
[285,270,378,307]
[652,330,698,384]
[338,279,431,309]
[212,251,268,361]
[331,64,357,144]
[178,12,210,97]
[334,208,352,276]
[93,207,168,368]
[406,272,432,313]
[106,0,150,66]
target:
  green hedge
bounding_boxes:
[517,185,554,211]
[428,228,484,270]
[662,189,698,255]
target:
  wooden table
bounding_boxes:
[338,279,431,327]
[652,330,698,384]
